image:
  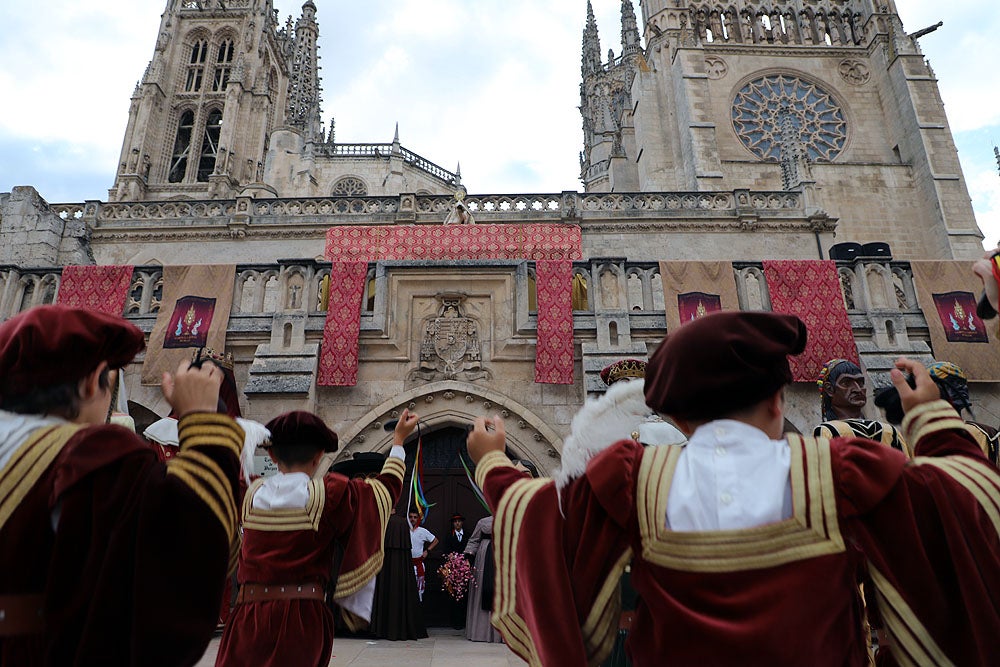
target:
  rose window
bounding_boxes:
[732,74,847,162]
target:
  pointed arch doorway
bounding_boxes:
[401,424,491,628]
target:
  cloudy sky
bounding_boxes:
[1,1,997,247]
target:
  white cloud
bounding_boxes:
[0,0,997,241]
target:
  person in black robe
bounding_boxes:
[370,509,428,640]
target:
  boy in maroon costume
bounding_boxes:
[0,305,244,666]
[469,311,1000,666]
[216,409,415,667]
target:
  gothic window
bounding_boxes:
[185,40,208,92]
[732,74,847,162]
[213,39,235,92]
[168,110,195,183]
[572,273,590,311]
[196,109,223,182]
[332,177,367,196]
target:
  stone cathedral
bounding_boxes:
[0,0,993,508]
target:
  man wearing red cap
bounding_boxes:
[0,305,245,665]
[468,311,1000,666]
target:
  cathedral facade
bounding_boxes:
[0,0,992,485]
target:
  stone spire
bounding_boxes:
[284,0,323,141]
[620,0,641,57]
[778,108,812,191]
[582,1,602,76]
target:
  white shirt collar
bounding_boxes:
[252,471,312,511]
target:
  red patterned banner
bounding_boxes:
[534,260,575,384]
[324,224,583,386]
[325,224,582,261]
[317,262,368,386]
[57,264,134,316]
[762,260,859,382]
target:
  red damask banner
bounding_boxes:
[322,224,583,386]
[762,260,859,382]
[325,224,582,261]
[57,264,134,316]
[317,262,368,386]
[534,260,575,384]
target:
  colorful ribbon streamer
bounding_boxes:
[459,452,491,513]
[407,432,435,524]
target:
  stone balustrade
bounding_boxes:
[45,189,807,231]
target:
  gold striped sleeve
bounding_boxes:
[176,413,244,459]
[901,400,967,446]
[475,450,514,490]
[491,477,550,667]
[582,548,633,667]
[380,456,406,484]
[167,413,242,544]
[867,565,956,667]
[334,476,392,598]
[911,457,1000,536]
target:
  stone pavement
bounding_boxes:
[196,628,526,666]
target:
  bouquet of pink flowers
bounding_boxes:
[438,552,475,601]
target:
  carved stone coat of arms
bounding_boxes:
[411,296,491,381]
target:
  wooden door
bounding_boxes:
[401,426,490,627]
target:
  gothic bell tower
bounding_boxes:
[110,0,323,202]
[581,0,984,260]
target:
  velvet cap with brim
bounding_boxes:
[0,304,145,399]
[644,311,807,421]
[264,410,339,453]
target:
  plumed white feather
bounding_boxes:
[554,380,651,490]
[236,417,271,482]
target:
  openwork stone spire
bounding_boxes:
[284,0,323,140]
[582,1,602,76]
[620,0,641,57]
[778,108,812,191]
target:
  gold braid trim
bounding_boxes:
[167,459,235,541]
[582,548,633,667]
[179,448,237,533]
[911,457,1000,536]
[492,477,550,667]
[176,414,244,459]
[901,401,963,446]
[0,424,83,533]
[637,436,845,572]
[242,478,326,532]
[381,456,406,484]
[867,564,956,667]
[334,477,392,598]
[475,450,514,491]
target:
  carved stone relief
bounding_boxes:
[410,294,491,381]
[838,59,871,86]
[705,56,728,80]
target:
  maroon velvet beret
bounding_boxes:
[265,411,339,453]
[644,311,807,421]
[0,305,145,396]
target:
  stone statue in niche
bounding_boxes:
[411,295,491,381]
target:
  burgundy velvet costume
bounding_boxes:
[215,456,404,667]
[0,415,243,667]
[476,401,1000,667]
